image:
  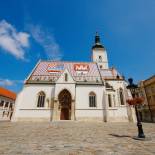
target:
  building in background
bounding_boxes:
[0,87,16,120]
[138,75,155,122]
[12,33,135,122]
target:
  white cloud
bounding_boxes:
[0,79,23,87]
[0,20,30,60]
[0,79,14,86]
[29,25,63,60]
[15,32,29,47]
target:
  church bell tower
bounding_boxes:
[92,32,109,69]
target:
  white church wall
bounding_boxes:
[18,84,55,108]
[75,85,105,121]
[12,84,55,121]
[12,90,23,121]
[107,80,127,106]
[16,109,51,118]
[108,107,128,122]
[105,80,135,122]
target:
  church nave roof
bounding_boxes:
[25,60,123,84]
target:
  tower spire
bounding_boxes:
[92,32,104,49]
[95,32,100,44]
[91,32,109,69]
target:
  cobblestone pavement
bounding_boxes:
[0,121,155,155]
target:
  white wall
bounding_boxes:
[75,85,106,120]
[12,79,134,122]
[18,84,55,108]
[12,84,55,121]
[105,80,135,122]
[107,80,127,106]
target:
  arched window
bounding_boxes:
[108,94,112,107]
[89,92,96,107]
[119,88,124,105]
[37,91,46,107]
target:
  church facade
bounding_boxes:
[12,33,136,122]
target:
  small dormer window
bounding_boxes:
[65,73,68,81]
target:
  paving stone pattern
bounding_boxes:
[0,121,155,155]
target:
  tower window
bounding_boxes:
[99,56,102,62]
[100,65,102,69]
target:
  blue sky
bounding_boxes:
[0,0,155,92]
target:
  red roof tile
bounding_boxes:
[0,87,16,100]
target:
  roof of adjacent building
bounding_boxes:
[0,87,16,100]
[142,74,155,86]
[26,60,123,84]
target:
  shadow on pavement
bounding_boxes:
[109,134,132,138]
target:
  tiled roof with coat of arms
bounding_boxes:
[26,60,123,84]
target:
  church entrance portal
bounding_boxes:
[58,89,71,120]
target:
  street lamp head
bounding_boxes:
[128,78,133,85]
[126,78,138,97]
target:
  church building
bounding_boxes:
[12,33,135,122]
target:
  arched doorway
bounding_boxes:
[58,89,71,120]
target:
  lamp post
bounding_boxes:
[127,78,145,140]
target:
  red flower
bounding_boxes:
[126,97,144,105]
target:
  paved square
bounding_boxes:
[0,121,155,155]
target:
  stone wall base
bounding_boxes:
[76,117,104,122]
[12,116,130,122]
[107,117,129,122]
[11,117,50,122]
